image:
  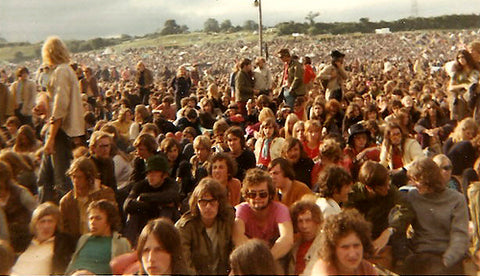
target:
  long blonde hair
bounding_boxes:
[42,36,71,66]
[449,117,478,143]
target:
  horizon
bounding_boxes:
[0,0,479,43]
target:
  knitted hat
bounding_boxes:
[145,155,169,173]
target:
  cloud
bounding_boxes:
[0,0,478,42]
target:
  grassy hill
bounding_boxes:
[0,31,277,64]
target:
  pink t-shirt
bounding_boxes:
[235,201,291,246]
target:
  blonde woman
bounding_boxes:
[280,113,299,139]
[444,117,479,175]
[254,118,285,169]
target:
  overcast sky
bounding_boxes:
[0,0,478,42]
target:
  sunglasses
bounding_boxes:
[245,190,269,199]
[198,198,218,207]
[441,165,452,171]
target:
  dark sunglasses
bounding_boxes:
[198,198,218,206]
[245,190,269,199]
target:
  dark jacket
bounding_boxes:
[176,208,235,275]
[124,177,180,240]
[283,58,306,96]
[293,157,315,188]
[52,232,77,275]
[235,70,254,102]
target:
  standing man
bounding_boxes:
[235,58,258,117]
[465,41,480,122]
[268,158,312,207]
[234,168,294,272]
[253,57,273,96]
[38,36,85,203]
[7,67,36,125]
[135,61,154,105]
[318,50,348,101]
[277,49,305,108]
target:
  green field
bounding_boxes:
[0,31,278,63]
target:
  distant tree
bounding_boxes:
[13,51,24,62]
[180,25,189,33]
[204,18,220,33]
[120,34,132,40]
[243,20,258,31]
[161,19,182,35]
[220,19,233,32]
[305,11,320,26]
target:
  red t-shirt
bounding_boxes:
[295,239,314,274]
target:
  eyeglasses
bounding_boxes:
[198,198,218,207]
[245,190,269,199]
[441,165,452,171]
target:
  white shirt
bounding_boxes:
[316,197,341,218]
[11,237,55,276]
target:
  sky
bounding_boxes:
[0,0,479,42]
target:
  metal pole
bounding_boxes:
[258,0,263,57]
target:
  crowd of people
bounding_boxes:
[0,28,480,275]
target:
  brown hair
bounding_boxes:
[268,157,295,181]
[224,126,246,149]
[282,137,308,160]
[241,168,275,200]
[66,156,98,190]
[188,177,231,219]
[137,218,188,275]
[133,133,158,153]
[317,165,352,198]
[290,199,323,232]
[358,161,389,188]
[319,208,374,265]
[207,152,237,180]
[29,202,62,234]
[407,156,446,193]
[87,199,121,233]
[229,239,276,275]
[42,36,71,66]
[319,139,342,163]
[159,137,181,154]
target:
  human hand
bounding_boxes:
[44,138,55,155]
[373,229,391,255]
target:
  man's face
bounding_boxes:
[269,164,286,190]
[297,210,319,241]
[88,208,111,237]
[93,137,111,159]
[286,143,301,163]
[147,171,168,188]
[245,182,270,211]
[226,134,242,154]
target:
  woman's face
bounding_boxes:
[166,147,179,163]
[457,54,467,66]
[294,125,306,141]
[305,128,320,144]
[463,127,475,141]
[286,143,301,163]
[335,232,363,274]
[142,233,172,276]
[194,145,210,163]
[367,111,377,121]
[353,133,367,150]
[262,124,274,138]
[389,128,402,146]
[226,134,242,154]
[35,215,57,242]
[212,160,229,183]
